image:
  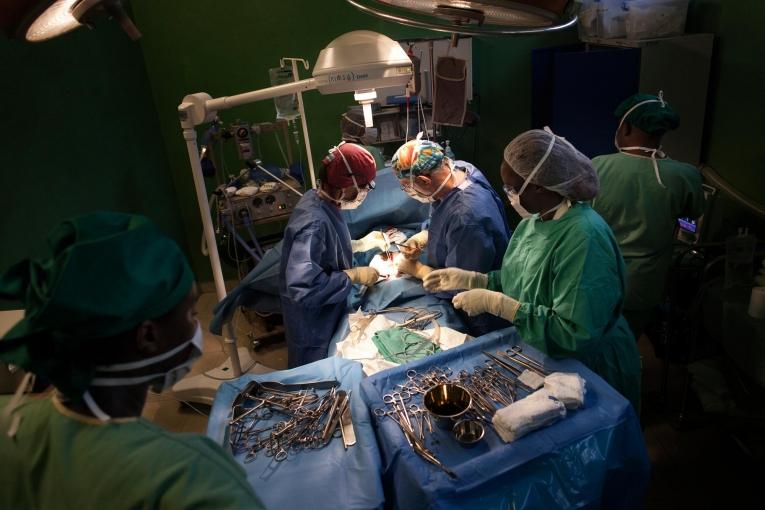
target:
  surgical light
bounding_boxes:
[13,0,140,42]
[345,0,578,35]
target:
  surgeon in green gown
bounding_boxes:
[592,92,705,339]
[424,128,642,411]
[0,212,263,509]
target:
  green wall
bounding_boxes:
[130,0,576,278]
[0,23,187,281]
[688,0,765,201]
[686,0,765,238]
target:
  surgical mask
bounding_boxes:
[614,91,668,188]
[339,188,368,210]
[402,164,454,204]
[83,322,204,422]
[402,184,431,204]
[342,114,379,145]
[503,128,557,219]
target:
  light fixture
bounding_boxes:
[11,0,140,42]
[313,30,412,127]
[345,0,578,35]
[174,31,413,404]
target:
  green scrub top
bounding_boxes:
[487,203,641,410]
[0,395,264,510]
[592,152,705,311]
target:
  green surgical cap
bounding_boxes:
[0,211,194,399]
[615,93,680,136]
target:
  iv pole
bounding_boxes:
[173,72,318,404]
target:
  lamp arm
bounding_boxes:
[207,78,317,117]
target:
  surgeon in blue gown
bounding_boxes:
[279,142,385,367]
[391,138,512,336]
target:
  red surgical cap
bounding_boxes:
[323,142,376,189]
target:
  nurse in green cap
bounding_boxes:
[0,212,263,509]
[592,91,705,339]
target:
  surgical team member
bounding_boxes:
[592,92,705,339]
[0,212,263,509]
[391,138,512,336]
[340,109,385,170]
[424,129,642,410]
[279,142,382,367]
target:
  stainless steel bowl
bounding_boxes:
[452,419,485,447]
[423,383,472,429]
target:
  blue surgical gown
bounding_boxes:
[279,190,353,367]
[426,162,512,336]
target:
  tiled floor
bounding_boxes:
[146,290,765,507]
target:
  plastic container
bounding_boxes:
[624,0,689,40]
[576,0,627,39]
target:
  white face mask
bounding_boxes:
[614,91,668,188]
[342,113,379,145]
[83,322,204,421]
[402,184,431,204]
[339,188,368,210]
[402,165,454,204]
[504,129,557,219]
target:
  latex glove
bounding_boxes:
[423,267,488,292]
[397,258,434,280]
[452,289,521,322]
[399,230,429,260]
[343,267,380,286]
[351,231,389,253]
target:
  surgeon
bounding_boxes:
[391,137,511,336]
[280,142,382,367]
[424,129,642,410]
[0,212,263,509]
[592,92,705,339]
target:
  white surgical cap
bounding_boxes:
[503,129,599,201]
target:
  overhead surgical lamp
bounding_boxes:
[5,0,140,42]
[174,31,412,404]
[345,0,578,36]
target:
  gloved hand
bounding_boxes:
[452,289,521,321]
[351,231,390,253]
[399,230,429,260]
[423,267,488,292]
[343,267,380,286]
[397,257,434,280]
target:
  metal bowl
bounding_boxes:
[423,383,472,429]
[452,419,485,447]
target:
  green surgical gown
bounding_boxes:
[487,203,641,410]
[0,395,264,510]
[592,153,705,312]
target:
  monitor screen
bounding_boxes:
[677,217,697,233]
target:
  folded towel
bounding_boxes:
[517,369,545,390]
[544,372,586,409]
[492,389,566,443]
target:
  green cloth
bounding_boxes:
[0,212,194,400]
[372,327,440,364]
[487,203,641,410]
[615,93,680,135]
[0,396,263,510]
[592,153,705,312]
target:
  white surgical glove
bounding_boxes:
[423,267,488,292]
[399,230,429,260]
[343,267,380,286]
[351,231,390,253]
[452,289,521,322]
[397,258,434,280]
